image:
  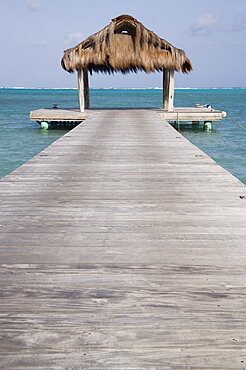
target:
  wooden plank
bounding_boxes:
[0,109,246,369]
[29,108,88,121]
[157,107,226,121]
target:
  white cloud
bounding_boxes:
[191,14,218,35]
[64,32,84,45]
[27,0,41,11]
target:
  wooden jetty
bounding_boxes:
[1,109,246,369]
[159,106,227,122]
[30,108,88,128]
[30,106,226,129]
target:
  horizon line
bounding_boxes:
[0,86,245,90]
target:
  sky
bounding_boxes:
[0,0,245,88]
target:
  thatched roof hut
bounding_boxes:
[61,15,192,111]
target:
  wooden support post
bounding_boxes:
[83,67,90,110]
[77,68,84,112]
[163,69,174,111]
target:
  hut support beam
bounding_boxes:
[77,69,84,112]
[83,67,90,110]
[163,69,174,111]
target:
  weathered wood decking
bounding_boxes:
[1,110,246,369]
[30,106,226,125]
[30,108,88,123]
[158,107,226,121]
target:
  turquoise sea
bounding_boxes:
[0,88,245,183]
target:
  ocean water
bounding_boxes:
[0,88,245,183]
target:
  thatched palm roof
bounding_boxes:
[61,15,192,75]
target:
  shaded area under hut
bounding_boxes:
[61,14,192,112]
